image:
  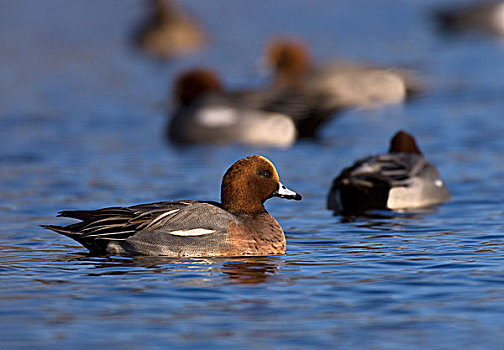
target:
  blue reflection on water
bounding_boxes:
[1,1,504,349]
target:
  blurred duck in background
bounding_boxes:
[167,69,297,147]
[167,68,346,145]
[327,130,451,214]
[433,1,504,36]
[134,0,206,59]
[234,82,344,139]
[264,38,421,110]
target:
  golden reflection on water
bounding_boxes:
[64,255,282,285]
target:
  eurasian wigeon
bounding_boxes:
[434,1,504,36]
[168,68,334,145]
[265,38,421,109]
[327,131,451,214]
[43,155,302,257]
[134,0,205,58]
[168,69,298,146]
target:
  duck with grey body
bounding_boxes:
[328,131,451,214]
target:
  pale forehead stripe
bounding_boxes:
[256,156,279,178]
[257,155,275,169]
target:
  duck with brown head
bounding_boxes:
[42,155,302,257]
[265,37,421,109]
[327,131,451,214]
[167,69,298,147]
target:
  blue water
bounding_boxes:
[1,1,504,349]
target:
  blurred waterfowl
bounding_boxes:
[434,1,504,36]
[168,68,343,144]
[134,0,206,59]
[167,69,297,147]
[43,155,302,257]
[327,131,451,214]
[235,85,344,139]
[265,38,421,109]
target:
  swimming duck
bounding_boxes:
[43,155,302,257]
[134,0,206,58]
[327,131,451,214]
[265,38,420,109]
[434,1,504,36]
[168,69,298,146]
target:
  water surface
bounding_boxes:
[1,1,503,349]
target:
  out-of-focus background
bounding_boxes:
[1,1,503,349]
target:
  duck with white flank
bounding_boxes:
[327,131,451,214]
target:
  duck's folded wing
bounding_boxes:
[349,154,427,187]
[44,200,232,240]
[43,201,235,255]
[120,202,237,255]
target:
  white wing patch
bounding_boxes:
[169,228,216,236]
[197,107,237,127]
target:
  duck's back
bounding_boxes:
[304,63,410,108]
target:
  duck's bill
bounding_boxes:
[274,182,302,200]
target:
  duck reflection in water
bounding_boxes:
[338,207,440,223]
[218,257,279,284]
[76,255,280,285]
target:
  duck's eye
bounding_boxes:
[259,170,271,178]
